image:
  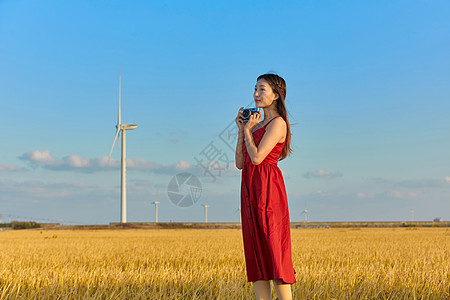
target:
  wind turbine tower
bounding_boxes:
[301,209,308,223]
[202,204,209,223]
[152,201,160,223]
[109,71,138,223]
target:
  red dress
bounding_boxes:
[241,115,296,284]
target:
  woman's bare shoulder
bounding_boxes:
[266,117,286,143]
[268,116,286,129]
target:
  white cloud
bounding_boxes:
[304,169,343,179]
[356,192,368,198]
[176,160,190,170]
[18,150,194,174]
[0,164,24,172]
[19,150,56,165]
[16,150,244,181]
[65,155,91,168]
[371,177,450,189]
[126,158,159,170]
[387,190,418,199]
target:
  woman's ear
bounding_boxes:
[273,93,279,101]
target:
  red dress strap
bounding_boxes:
[263,115,281,128]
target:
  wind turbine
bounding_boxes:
[109,71,138,223]
[152,201,160,223]
[301,209,308,223]
[202,204,209,223]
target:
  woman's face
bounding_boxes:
[254,79,278,108]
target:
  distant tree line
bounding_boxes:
[3,221,41,230]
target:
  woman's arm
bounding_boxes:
[235,129,244,169]
[235,107,245,170]
[244,117,286,165]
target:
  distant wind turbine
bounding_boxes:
[152,201,160,223]
[202,204,209,223]
[301,209,308,223]
[108,71,138,223]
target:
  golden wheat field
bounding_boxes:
[0,227,449,299]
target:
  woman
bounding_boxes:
[235,74,296,300]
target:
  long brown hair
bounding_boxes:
[257,73,292,160]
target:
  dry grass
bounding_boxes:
[0,228,448,299]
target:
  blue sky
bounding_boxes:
[1,0,449,224]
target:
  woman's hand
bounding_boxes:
[244,110,262,132]
[235,107,245,131]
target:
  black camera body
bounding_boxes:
[241,107,260,121]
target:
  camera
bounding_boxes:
[241,107,260,121]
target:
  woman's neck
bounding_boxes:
[262,106,279,122]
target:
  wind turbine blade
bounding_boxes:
[108,128,121,162]
[118,70,121,125]
[117,130,121,151]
